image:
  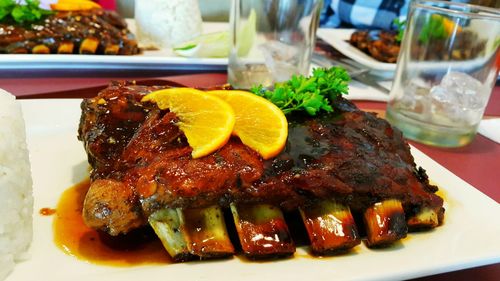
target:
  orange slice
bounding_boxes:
[207,90,288,159]
[442,17,462,35]
[142,88,235,159]
[51,0,102,11]
[431,14,462,35]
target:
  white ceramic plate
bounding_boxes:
[316,28,397,72]
[6,99,500,281]
[0,22,228,71]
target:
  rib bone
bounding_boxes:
[79,37,99,54]
[300,200,360,255]
[407,206,441,230]
[57,42,74,54]
[148,208,192,262]
[178,206,234,259]
[32,44,50,54]
[231,203,295,259]
[364,199,407,247]
[104,44,120,55]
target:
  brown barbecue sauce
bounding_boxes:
[52,179,171,266]
[40,207,56,216]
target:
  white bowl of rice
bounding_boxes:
[134,0,203,48]
[0,89,33,280]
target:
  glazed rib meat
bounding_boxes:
[0,9,139,55]
[349,30,400,63]
[78,81,444,237]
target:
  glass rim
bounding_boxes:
[413,0,500,20]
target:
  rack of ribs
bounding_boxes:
[78,81,444,261]
[0,8,139,55]
[350,30,400,63]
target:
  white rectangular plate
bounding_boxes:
[317,28,397,72]
[6,99,500,281]
[0,22,228,71]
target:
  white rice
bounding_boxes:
[134,0,203,48]
[0,89,33,280]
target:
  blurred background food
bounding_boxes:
[0,0,140,55]
[120,0,230,21]
[135,0,202,48]
[117,0,498,21]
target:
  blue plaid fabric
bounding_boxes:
[320,0,410,30]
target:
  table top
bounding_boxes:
[1,72,498,281]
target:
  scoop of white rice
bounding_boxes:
[134,0,203,48]
[0,89,33,280]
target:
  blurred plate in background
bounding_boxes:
[317,28,397,72]
[0,21,229,72]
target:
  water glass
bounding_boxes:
[386,0,500,147]
[228,0,323,89]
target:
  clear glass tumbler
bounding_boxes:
[228,0,323,89]
[386,0,500,147]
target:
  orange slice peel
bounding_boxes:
[51,0,102,11]
[142,88,235,159]
[143,88,288,160]
[207,90,288,159]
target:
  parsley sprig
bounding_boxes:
[0,0,53,25]
[251,67,350,116]
[393,18,406,43]
[419,14,448,44]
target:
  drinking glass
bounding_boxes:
[228,0,323,89]
[386,0,500,147]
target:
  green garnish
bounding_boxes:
[493,37,500,50]
[173,44,197,51]
[251,67,350,116]
[419,14,448,44]
[0,0,52,24]
[393,18,406,43]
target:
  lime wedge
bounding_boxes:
[237,9,257,57]
[172,9,256,58]
[173,31,230,58]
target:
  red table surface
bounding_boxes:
[1,73,498,281]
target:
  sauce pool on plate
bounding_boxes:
[52,179,172,266]
[39,207,56,216]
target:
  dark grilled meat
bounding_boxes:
[0,9,139,55]
[350,30,400,63]
[78,81,444,236]
[350,29,487,63]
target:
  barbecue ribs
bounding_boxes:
[78,81,444,258]
[0,9,139,55]
[350,30,400,63]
